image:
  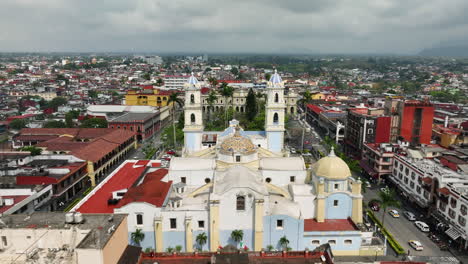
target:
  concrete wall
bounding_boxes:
[261,170,307,186]
[303,231,361,252]
[76,248,103,264]
[266,131,283,153]
[263,215,303,250]
[325,193,352,219]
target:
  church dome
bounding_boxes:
[312,148,351,180]
[219,128,256,155]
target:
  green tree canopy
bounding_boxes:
[20,146,42,156]
[43,120,67,128]
[47,97,67,110]
[80,118,108,128]
[9,119,28,130]
[245,88,258,121]
[88,90,98,98]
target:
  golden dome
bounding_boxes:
[312,148,351,180]
[220,128,256,155]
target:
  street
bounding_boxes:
[363,184,454,258]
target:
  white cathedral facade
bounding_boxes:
[116,72,382,256]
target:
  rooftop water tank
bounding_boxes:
[65,212,75,223]
[74,212,83,224]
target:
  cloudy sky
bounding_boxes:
[1,0,468,54]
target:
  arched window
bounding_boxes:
[273,113,279,124]
[190,94,195,104]
[290,107,294,114]
[274,93,279,103]
[236,106,239,112]
[236,196,245,211]
[191,113,196,123]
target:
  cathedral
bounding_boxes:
[116,71,375,256]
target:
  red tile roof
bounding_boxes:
[118,169,171,208]
[306,104,323,114]
[75,160,150,213]
[304,218,358,232]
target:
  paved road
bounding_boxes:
[363,185,453,258]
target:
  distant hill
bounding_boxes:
[418,45,468,57]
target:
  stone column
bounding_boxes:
[351,180,363,224]
[209,200,220,251]
[316,179,326,222]
[87,161,96,187]
[185,217,193,252]
[254,199,264,251]
[154,217,163,252]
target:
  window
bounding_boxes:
[181,177,186,183]
[276,219,284,229]
[273,113,279,124]
[312,240,320,245]
[205,178,211,184]
[198,220,205,228]
[334,184,339,190]
[439,202,447,211]
[290,176,295,183]
[416,186,421,194]
[266,178,271,183]
[170,218,177,229]
[450,198,457,208]
[411,172,415,180]
[190,113,196,123]
[458,216,466,227]
[461,205,467,216]
[367,129,373,134]
[410,181,415,189]
[274,93,279,103]
[449,209,456,219]
[236,196,245,211]
[405,168,409,176]
[344,239,352,245]
[136,214,143,225]
[236,155,241,162]
[1,236,6,246]
[333,200,339,207]
[328,240,336,245]
[190,94,195,104]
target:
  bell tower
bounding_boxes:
[265,69,286,153]
[183,73,204,154]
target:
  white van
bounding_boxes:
[415,221,430,232]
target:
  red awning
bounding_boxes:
[359,160,377,177]
[422,177,432,185]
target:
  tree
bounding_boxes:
[167,92,184,148]
[207,77,218,87]
[20,146,42,156]
[245,88,257,121]
[47,97,67,110]
[131,229,145,246]
[219,84,234,127]
[43,120,66,128]
[80,118,108,128]
[156,78,164,86]
[370,189,401,227]
[196,232,208,251]
[230,230,243,248]
[265,73,271,81]
[65,110,80,128]
[142,72,151,80]
[206,90,217,122]
[298,90,313,109]
[230,67,239,76]
[279,236,289,250]
[142,145,157,159]
[9,119,28,130]
[88,90,98,98]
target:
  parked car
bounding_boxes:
[166,150,176,155]
[409,240,424,251]
[403,211,416,221]
[389,209,400,218]
[380,187,390,193]
[415,221,430,232]
[368,201,380,212]
[291,148,296,154]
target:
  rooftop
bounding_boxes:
[304,218,358,232]
[110,112,157,123]
[0,212,126,249]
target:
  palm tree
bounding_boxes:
[298,90,313,110]
[167,92,184,148]
[230,229,243,248]
[279,236,289,251]
[156,78,164,86]
[219,84,233,127]
[208,77,218,87]
[206,90,217,122]
[370,189,401,227]
[196,232,208,251]
[131,228,145,246]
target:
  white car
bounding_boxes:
[414,221,430,232]
[409,240,423,251]
[380,187,390,193]
[389,209,400,218]
[403,211,416,221]
[290,148,296,154]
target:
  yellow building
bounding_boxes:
[125,89,173,107]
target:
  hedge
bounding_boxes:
[64,198,82,212]
[366,210,406,255]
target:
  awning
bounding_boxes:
[359,160,377,176]
[445,227,463,240]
